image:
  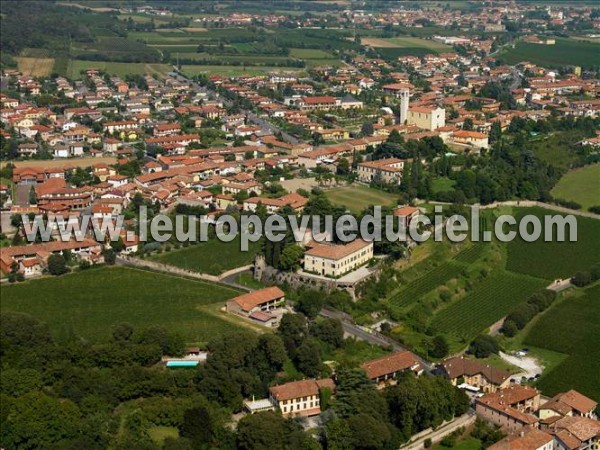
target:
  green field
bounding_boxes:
[289,48,335,59]
[181,65,303,76]
[149,236,261,275]
[66,59,171,78]
[506,208,600,279]
[324,185,399,213]
[0,267,242,343]
[524,284,600,401]
[551,165,600,211]
[430,270,548,340]
[500,38,600,68]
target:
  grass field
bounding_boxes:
[0,156,117,170]
[430,270,548,340]
[66,60,171,78]
[551,164,600,211]
[15,57,55,77]
[524,284,600,401]
[289,48,335,59]
[506,207,600,279]
[500,38,600,68]
[324,185,399,213]
[0,267,242,343]
[149,236,261,275]
[180,65,304,77]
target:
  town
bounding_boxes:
[0,1,599,449]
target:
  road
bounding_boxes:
[171,71,301,145]
[400,410,477,450]
[321,307,434,372]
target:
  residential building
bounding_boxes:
[357,157,405,185]
[360,351,423,389]
[226,286,285,325]
[269,378,335,417]
[437,356,512,393]
[303,239,373,278]
[475,386,541,431]
[489,427,555,450]
[545,416,600,450]
[539,390,598,421]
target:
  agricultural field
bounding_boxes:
[149,235,262,275]
[1,156,118,170]
[429,270,548,340]
[66,60,171,78]
[324,185,399,213]
[500,38,600,68]
[506,207,600,280]
[289,48,335,59]
[388,260,465,310]
[551,164,600,211]
[181,65,304,77]
[524,284,600,401]
[0,267,242,344]
[15,57,55,77]
[362,36,451,52]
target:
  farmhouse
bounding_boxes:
[539,390,598,421]
[226,286,285,325]
[475,385,541,431]
[357,157,405,185]
[437,356,512,393]
[360,351,423,389]
[304,239,373,278]
[269,378,335,417]
[543,416,600,450]
[449,130,490,150]
[489,427,554,450]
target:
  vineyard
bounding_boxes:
[453,242,486,264]
[429,270,548,340]
[388,261,464,309]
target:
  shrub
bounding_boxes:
[572,271,592,287]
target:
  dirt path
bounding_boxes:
[499,351,543,380]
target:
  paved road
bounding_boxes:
[400,410,477,450]
[173,71,301,145]
[321,307,434,372]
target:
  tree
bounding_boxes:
[310,318,344,348]
[297,290,324,319]
[336,157,351,176]
[180,406,216,448]
[28,186,37,205]
[429,335,449,358]
[347,414,392,450]
[361,121,374,136]
[463,118,474,131]
[102,248,116,265]
[323,418,353,450]
[387,129,403,144]
[278,244,304,271]
[47,253,68,275]
[468,335,499,358]
[277,313,307,357]
[110,237,126,253]
[236,411,286,450]
[112,323,134,343]
[489,121,502,144]
[294,338,322,377]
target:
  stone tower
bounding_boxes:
[399,88,410,125]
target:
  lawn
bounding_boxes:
[551,164,600,211]
[0,267,242,343]
[506,207,600,279]
[500,38,600,68]
[524,284,600,401]
[324,185,399,213]
[431,176,456,194]
[149,235,261,275]
[435,436,482,450]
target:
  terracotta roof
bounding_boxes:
[230,286,285,312]
[551,390,597,415]
[553,430,581,450]
[304,239,372,261]
[550,416,600,442]
[360,351,421,379]
[393,206,419,217]
[440,356,511,386]
[302,96,336,104]
[269,378,335,401]
[489,427,553,450]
